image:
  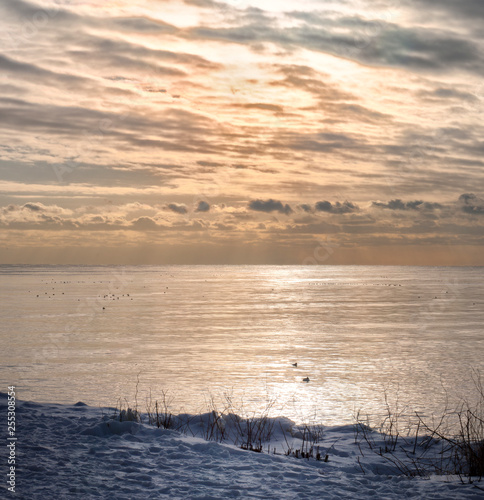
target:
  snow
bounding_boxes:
[1,393,483,499]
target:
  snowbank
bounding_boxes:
[0,393,483,499]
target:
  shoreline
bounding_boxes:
[1,393,483,499]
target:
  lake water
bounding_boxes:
[1,265,483,425]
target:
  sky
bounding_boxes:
[0,0,483,265]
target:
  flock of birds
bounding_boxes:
[31,279,135,304]
[31,277,477,386]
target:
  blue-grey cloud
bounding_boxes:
[298,204,312,213]
[167,203,188,214]
[372,199,443,211]
[184,12,484,75]
[404,0,484,21]
[459,193,484,215]
[315,201,359,214]
[418,87,479,102]
[22,202,43,212]
[248,199,292,215]
[195,200,210,212]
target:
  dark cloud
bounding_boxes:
[184,12,484,75]
[372,199,443,210]
[68,35,221,73]
[404,0,484,21]
[357,26,482,73]
[68,49,187,77]
[195,200,210,212]
[0,97,31,107]
[0,0,71,26]
[22,202,43,212]
[1,0,178,38]
[315,201,359,214]
[0,98,221,156]
[418,87,479,102]
[167,203,188,214]
[315,201,332,212]
[248,199,292,215]
[298,204,312,213]
[0,54,96,89]
[197,160,224,167]
[459,193,484,215]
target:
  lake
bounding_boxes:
[1,265,483,425]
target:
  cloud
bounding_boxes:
[0,0,483,265]
[232,103,284,113]
[404,0,484,21]
[130,217,160,230]
[270,64,354,103]
[372,199,443,211]
[0,54,96,90]
[459,193,484,215]
[195,200,210,212]
[111,16,177,34]
[68,34,221,73]
[0,97,221,158]
[298,204,312,213]
[418,87,479,102]
[22,202,43,212]
[248,199,292,215]
[273,132,360,153]
[167,203,188,214]
[182,0,222,8]
[184,11,484,75]
[315,201,359,214]
[3,202,72,218]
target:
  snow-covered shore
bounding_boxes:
[1,393,483,499]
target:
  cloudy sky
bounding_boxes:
[1,0,483,264]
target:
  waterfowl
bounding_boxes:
[302,377,310,382]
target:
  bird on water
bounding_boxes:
[302,377,310,382]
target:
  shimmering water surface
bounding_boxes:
[1,265,483,425]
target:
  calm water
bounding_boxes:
[1,265,483,425]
